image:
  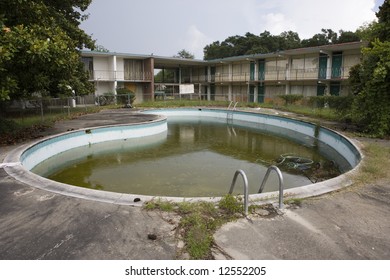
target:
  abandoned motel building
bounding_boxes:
[81,41,364,104]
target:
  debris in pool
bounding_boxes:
[134,198,141,203]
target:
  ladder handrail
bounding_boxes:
[229,169,249,216]
[228,166,284,215]
[258,165,284,209]
[227,101,234,110]
[232,102,238,110]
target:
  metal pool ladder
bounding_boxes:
[227,101,238,110]
[229,165,284,216]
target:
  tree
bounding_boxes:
[376,0,390,42]
[175,49,195,59]
[0,0,94,101]
[350,0,390,136]
[94,44,110,53]
[338,30,361,43]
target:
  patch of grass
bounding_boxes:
[218,193,243,215]
[144,194,245,259]
[278,105,340,121]
[355,142,390,184]
[0,106,104,145]
[182,212,214,259]
[284,197,304,206]
[144,198,175,212]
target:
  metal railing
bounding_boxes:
[227,101,238,110]
[258,165,284,209]
[228,165,284,216]
[228,170,249,216]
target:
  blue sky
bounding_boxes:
[81,0,385,59]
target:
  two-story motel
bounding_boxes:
[81,41,364,104]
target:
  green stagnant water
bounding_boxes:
[32,117,346,197]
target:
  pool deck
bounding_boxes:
[0,108,389,260]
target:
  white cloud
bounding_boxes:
[180,25,212,59]
[235,0,377,38]
[269,0,376,38]
[262,13,297,35]
[82,0,379,57]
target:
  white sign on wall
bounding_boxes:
[179,84,194,94]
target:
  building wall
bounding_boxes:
[95,81,115,95]
[93,57,113,80]
[290,54,319,80]
[82,42,363,103]
[343,50,361,70]
[116,57,125,80]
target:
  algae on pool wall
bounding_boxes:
[32,118,348,197]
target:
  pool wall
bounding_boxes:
[21,117,168,170]
[3,109,363,206]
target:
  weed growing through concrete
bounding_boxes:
[144,195,253,259]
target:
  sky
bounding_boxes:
[80,0,385,59]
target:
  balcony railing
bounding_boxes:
[88,70,153,81]
[88,67,352,83]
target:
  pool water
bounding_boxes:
[32,117,345,197]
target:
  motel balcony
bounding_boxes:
[199,66,353,84]
[87,70,154,82]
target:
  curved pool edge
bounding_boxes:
[2,108,364,207]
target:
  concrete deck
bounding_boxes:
[0,108,389,259]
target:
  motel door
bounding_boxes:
[258,85,265,103]
[318,53,327,80]
[331,52,343,78]
[249,85,255,102]
[250,62,255,81]
[258,59,265,80]
[317,84,326,96]
[210,67,216,82]
[210,84,215,101]
[330,82,341,96]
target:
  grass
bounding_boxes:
[0,106,107,144]
[354,142,390,185]
[144,195,248,259]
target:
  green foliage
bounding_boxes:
[174,49,195,59]
[203,29,360,60]
[218,194,243,215]
[144,199,174,212]
[308,96,354,117]
[143,195,245,259]
[277,94,304,105]
[183,213,214,259]
[348,0,390,137]
[116,88,136,105]
[0,0,94,101]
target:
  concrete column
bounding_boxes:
[327,55,332,79]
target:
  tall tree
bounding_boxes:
[0,0,94,101]
[350,0,390,136]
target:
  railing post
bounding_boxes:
[229,169,249,216]
[258,165,284,209]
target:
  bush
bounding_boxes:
[277,94,304,105]
[116,88,136,106]
[308,96,354,113]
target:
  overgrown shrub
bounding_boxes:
[277,94,304,105]
[116,88,136,106]
[308,96,354,115]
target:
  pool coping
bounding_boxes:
[1,109,364,207]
